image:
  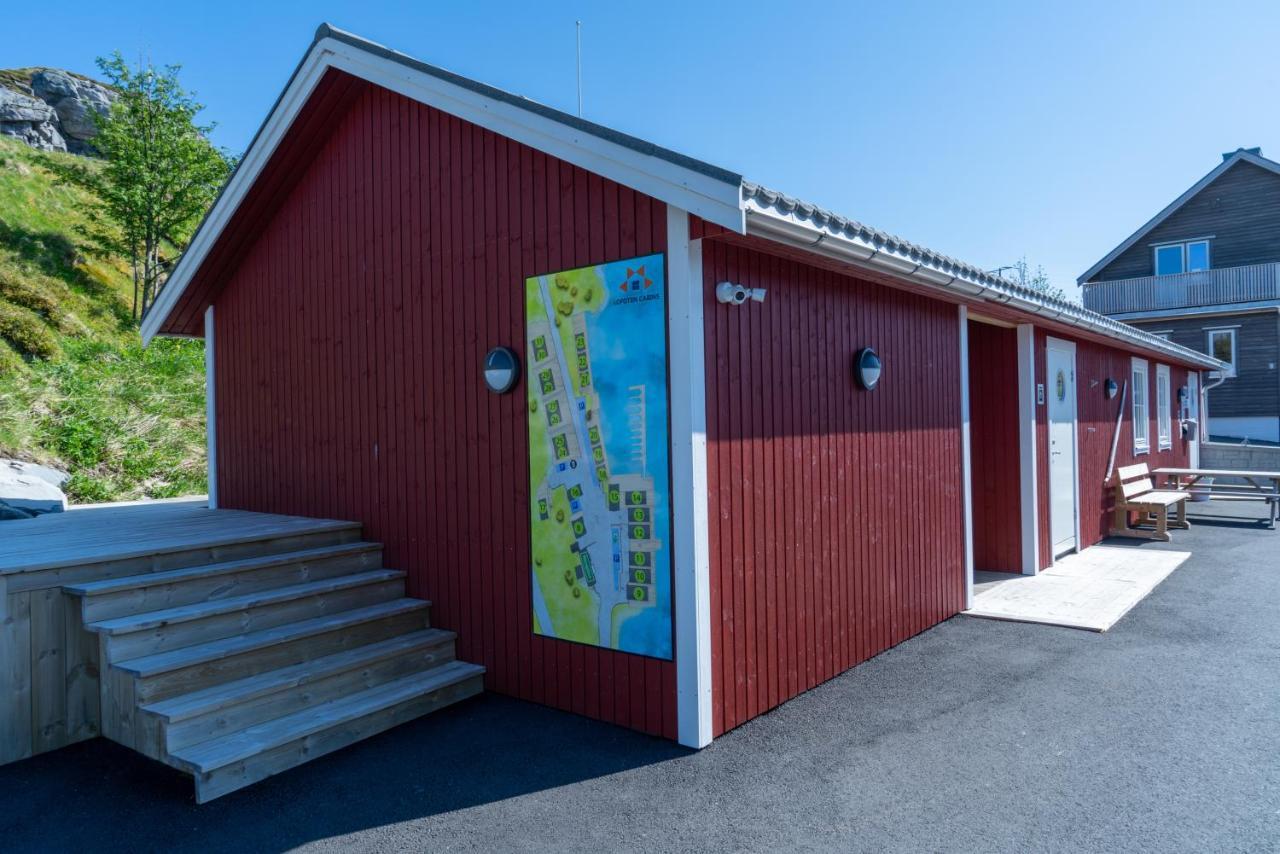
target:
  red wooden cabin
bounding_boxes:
[144,24,1221,747]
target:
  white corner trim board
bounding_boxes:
[142,32,744,344]
[204,306,217,509]
[666,207,714,749]
[1017,324,1039,575]
[958,306,974,609]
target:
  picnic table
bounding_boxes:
[1154,467,1280,529]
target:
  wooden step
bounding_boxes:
[90,570,407,663]
[144,629,458,752]
[66,542,384,623]
[169,661,485,803]
[114,599,432,704]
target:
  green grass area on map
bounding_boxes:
[547,267,605,398]
[527,270,600,644]
[530,484,599,643]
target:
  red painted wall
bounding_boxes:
[701,239,966,737]
[1034,331,1193,568]
[212,84,677,738]
[967,321,1022,572]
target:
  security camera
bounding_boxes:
[716,282,767,305]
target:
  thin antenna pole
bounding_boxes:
[576,20,583,117]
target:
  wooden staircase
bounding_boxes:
[64,535,483,803]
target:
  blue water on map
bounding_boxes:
[586,253,672,660]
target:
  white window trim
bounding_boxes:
[1131,357,1150,455]
[1206,328,1237,378]
[1152,239,1211,276]
[1156,364,1172,451]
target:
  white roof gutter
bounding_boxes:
[741,197,1223,372]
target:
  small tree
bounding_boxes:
[54,53,232,319]
[1000,257,1070,303]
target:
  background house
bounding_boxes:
[1080,147,1280,444]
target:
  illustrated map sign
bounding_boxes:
[526,253,672,660]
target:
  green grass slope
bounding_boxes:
[0,135,206,501]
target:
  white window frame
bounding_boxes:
[1156,364,1172,451]
[1152,239,1211,276]
[1206,328,1237,378]
[1131,357,1150,454]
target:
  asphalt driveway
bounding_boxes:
[3,502,1278,853]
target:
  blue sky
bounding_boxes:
[9,1,1280,296]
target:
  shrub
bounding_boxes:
[0,300,58,359]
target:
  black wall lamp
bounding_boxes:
[854,347,882,391]
[483,346,521,394]
[1104,378,1118,399]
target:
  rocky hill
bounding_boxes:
[0,67,115,155]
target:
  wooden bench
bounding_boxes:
[1110,463,1190,542]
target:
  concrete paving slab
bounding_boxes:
[965,545,1190,631]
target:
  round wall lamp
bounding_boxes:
[483,346,521,394]
[1104,378,1118,399]
[854,347,882,391]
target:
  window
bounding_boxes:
[1153,239,1210,275]
[1155,244,1184,276]
[1207,328,1237,377]
[1131,358,1149,454]
[1156,364,1172,450]
[1149,330,1172,341]
[1187,241,1210,271]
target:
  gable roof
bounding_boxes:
[140,24,744,344]
[1077,148,1280,285]
[141,24,1222,372]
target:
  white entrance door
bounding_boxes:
[1046,338,1079,557]
[1187,372,1200,468]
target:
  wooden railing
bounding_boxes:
[1083,262,1280,314]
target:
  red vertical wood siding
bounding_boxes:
[967,321,1022,572]
[1034,330,1192,568]
[702,239,965,737]
[212,85,676,738]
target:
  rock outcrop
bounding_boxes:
[0,68,116,155]
[0,458,69,516]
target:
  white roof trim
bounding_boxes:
[143,27,745,343]
[741,190,1223,371]
[1078,150,1280,285]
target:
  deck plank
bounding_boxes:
[0,588,33,764]
[0,500,359,575]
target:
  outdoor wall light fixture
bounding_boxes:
[1104,378,1119,399]
[854,347,882,391]
[483,346,521,394]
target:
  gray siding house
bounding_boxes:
[1080,147,1280,443]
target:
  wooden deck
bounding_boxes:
[2,499,483,801]
[0,499,364,768]
[1,499,359,575]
